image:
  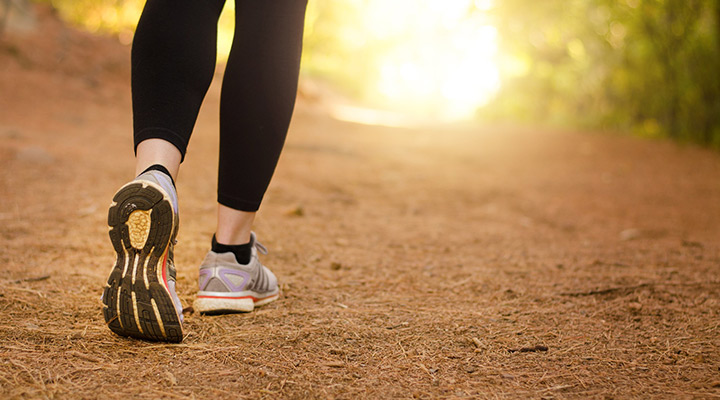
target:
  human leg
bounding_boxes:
[135,139,181,179]
[216,204,255,245]
[132,0,226,161]
[194,0,308,314]
[217,0,308,212]
[103,0,226,342]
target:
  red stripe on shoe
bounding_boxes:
[161,251,168,288]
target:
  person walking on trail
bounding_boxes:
[101,0,308,343]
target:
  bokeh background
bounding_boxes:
[18,0,720,146]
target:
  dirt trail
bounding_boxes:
[1,9,720,399]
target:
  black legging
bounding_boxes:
[131,0,307,212]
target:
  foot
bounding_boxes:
[102,170,184,342]
[193,232,279,314]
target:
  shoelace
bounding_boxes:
[255,239,268,255]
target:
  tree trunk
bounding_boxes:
[0,0,36,37]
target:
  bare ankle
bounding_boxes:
[216,204,256,244]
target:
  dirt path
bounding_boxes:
[2,10,720,399]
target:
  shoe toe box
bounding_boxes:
[262,266,278,291]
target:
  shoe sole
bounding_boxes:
[102,181,182,343]
[193,290,279,314]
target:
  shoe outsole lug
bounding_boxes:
[102,182,182,343]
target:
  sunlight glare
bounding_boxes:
[220,0,501,123]
[367,0,500,120]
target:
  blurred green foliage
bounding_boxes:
[301,0,378,98]
[486,0,720,146]
[302,0,406,101]
[37,0,142,37]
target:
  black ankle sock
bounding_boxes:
[212,234,252,264]
[140,164,176,188]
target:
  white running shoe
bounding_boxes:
[193,232,279,314]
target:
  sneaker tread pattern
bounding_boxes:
[102,182,182,343]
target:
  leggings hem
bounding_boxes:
[134,127,189,162]
[218,194,261,212]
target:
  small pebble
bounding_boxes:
[619,228,641,241]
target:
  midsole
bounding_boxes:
[196,291,279,301]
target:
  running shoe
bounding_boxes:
[193,232,279,314]
[102,170,184,342]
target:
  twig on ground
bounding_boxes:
[66,350,102,363]
[507,345,548,353]
[560,281,720,297]
[0,285,46,298]
[324,361,344,368]
[12,275,51,284]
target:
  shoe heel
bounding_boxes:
[194,297,255,314]
[102,181,182,342]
